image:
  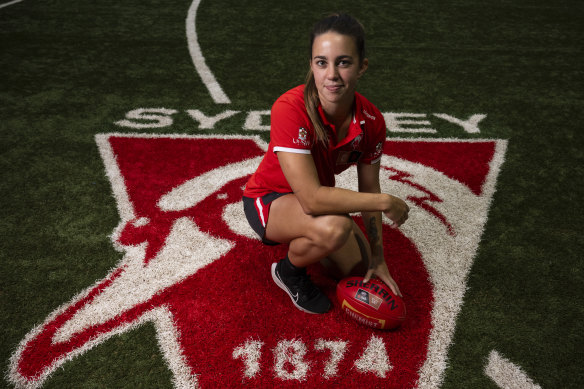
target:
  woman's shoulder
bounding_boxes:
[355,91,382,114]
[274,84,305,105]
[272,85,307,115]
[355,91,384,125]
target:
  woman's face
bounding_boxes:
[310,31,368,111]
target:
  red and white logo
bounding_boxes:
[9,134,507,388]
[293,127,311,147]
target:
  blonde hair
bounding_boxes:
[304,13,366,144]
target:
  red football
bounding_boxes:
[336,276,406,330]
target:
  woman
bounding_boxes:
[242,13,409,314]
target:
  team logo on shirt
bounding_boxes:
[351,134,363,150]
[372,141,383,160]
[293,127,311,147]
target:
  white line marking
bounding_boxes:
[186,0,231,104]
[0,0,24,9]
[157,156,262,212]
[485,350,542,389]
[413,139,508,389]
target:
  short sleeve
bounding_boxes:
[270,97,314,155]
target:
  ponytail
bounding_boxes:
[304,69,328,144]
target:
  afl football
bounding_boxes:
[336,276,406,330]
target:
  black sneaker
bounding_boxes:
[271,260,331,314]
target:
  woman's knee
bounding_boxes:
[313,215,353,252]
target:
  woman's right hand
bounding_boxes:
[383,195,410,227]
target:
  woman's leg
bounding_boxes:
[265,193,356,313]
[266,194,354,267]
[323,221,371,278]
[267,193,370,276]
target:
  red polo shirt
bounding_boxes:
[243,85,386,198]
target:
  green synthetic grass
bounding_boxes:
[1,0,582,388]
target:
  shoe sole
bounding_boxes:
[271,263,322,314]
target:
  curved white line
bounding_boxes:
[157,156,262,212]
[485,350,542,389]
[186,0,231,104]
[0,0,24,9]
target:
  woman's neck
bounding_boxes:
[321,99,354,130]
[321,101,353,142]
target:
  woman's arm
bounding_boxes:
[358,161,402,296]
[277,152,408,223]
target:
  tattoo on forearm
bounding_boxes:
[354,233,369,266]
[367,217,379,243]
[367,217,383,269]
